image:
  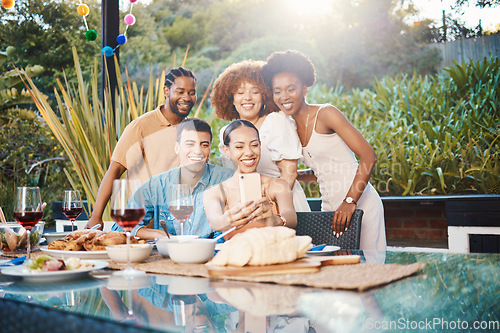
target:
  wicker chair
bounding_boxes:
[295,209,363,249]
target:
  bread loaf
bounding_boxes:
[208,226,312,267]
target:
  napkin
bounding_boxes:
[0,256,26,267]
[309,244,327,252]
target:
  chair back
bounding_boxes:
[295,209,363,249]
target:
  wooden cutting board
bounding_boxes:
[207,255,361,277]
[207,260,321,277]
[305,255,361,266]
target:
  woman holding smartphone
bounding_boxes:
[203,120,297,239]
[262,50,386,251]
[210,60,310,212]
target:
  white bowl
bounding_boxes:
[167,276,214,295]
[43,232,70,244]
[105,244,153,263]
[166,238,216,264]
[107,275,154,290]
[156,235,199,257]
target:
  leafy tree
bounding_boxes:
[0,108,73,223]
[154,0,442,89]
[0,0,101,94]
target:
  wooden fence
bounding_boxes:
[430,34,500,68]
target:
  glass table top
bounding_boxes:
[1,250,499,332]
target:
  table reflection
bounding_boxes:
[0,251,499,333]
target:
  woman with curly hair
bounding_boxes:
[262,50,386,251]
[210,60,310,212]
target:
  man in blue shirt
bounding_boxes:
[113,118,233,240]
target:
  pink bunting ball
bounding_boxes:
[124,14,136,26]
[130,0,138,3]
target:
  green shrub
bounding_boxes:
[0,108,75,225]
[305,56,500,196]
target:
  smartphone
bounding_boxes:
[239,173,262,202]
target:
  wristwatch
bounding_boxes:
[344,197,357,205]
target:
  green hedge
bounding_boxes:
[305,56,500,196]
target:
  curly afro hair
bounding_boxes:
[262,50,316,88]
[211,60,279,121]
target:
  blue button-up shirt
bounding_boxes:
[112,164,233,239]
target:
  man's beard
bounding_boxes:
[169,98,193,118]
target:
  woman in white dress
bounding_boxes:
[210,60,310,212]
[262,50,386,251]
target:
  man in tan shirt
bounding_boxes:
[87,67,197,229]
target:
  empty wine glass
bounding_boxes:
[13,187,43,261]
[110,179,145,277]
[168,184,194,236]
[62,190,83,232]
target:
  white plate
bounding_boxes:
[0,278,106,294]
[40,246,109,260]
[0,260,109,283]
[306,245,341,255]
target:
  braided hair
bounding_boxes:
[164,67,196,88]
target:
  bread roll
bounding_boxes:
[208,226,312,267]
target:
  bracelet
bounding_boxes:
[277,214,287,227]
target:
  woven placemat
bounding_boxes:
[1,250,43,258]
[107,254,425,291]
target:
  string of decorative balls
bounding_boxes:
[77,0,138,57]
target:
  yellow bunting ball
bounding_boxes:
[1,0,15,9]
[77,4,89,16]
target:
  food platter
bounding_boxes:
[0,260,109,283]
[306,245,341,255]
[40,246,109,260]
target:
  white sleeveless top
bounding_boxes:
[302,105,386,251]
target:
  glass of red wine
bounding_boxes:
[13,187,43,261]
[62,190,83,232]
[168,184,194,236]
[110,179,145,277]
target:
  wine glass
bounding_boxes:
[105,274,153,324]
[62,190,83,232]
[168,184,194,236]
[13,187,43,261]
[110,179,145,277]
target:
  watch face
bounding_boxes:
[346,197,354,204]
